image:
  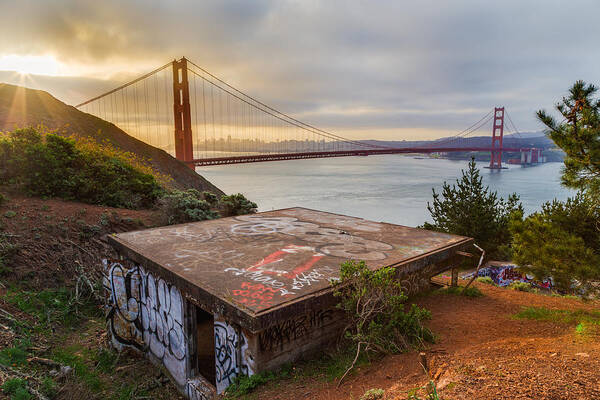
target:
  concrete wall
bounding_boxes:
[103,259,217,399]
[103,257,446,398]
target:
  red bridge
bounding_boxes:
[76,57,542,169]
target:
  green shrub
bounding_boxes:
[159,189,219,224]
[333,261,433,356]
[476,276,495,285]
[221,193,257,217]
[7,288,98,328]
[0,128,165,208]
[39,377,57,398]
[202,191,218,206]
[95,348,118,373]
[1,378,32,400]
[225,371,275,398]
[440,286,483,298]
[508,281,533,292]
[361,388,385,400]
[4,210,16,218]
[0,344,29,367]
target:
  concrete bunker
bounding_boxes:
[103,208,472,399]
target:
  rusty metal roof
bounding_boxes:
[108,208,472,330]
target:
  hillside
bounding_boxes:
[0,83,223,195]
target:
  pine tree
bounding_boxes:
[537,80,600,205]
[423,158,522,257]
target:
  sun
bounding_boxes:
[0,54,62,76]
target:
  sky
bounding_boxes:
[0,0,599,140]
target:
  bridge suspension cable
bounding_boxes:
[74,56,528,167]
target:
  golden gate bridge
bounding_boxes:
[75,57,543,169]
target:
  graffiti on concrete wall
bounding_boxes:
[103,260,188,386]
[214,317,255,394]
[258,309,334,352]
[231,216,393,261]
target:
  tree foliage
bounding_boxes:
[537,80,600,205]
[423,158,522,257]
[510,193,600,294]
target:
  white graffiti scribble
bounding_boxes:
[214,317,255,394]
[224,267,295,295]
[230,216,392,261]
[291,270,325,290]
[103,260,187,386]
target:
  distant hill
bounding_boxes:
[0,83,223,195]
[360,131,556,150]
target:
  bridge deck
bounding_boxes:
[108,208,472,330]
[190,147,524,166]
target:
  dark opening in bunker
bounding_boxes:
[196,307,216,385]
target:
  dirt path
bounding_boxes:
[255,283,600,400]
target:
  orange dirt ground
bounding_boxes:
[1,195,599,399]
[255,283,600,400]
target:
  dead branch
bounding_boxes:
[337,341,367,388]
[27,356,62,368]
[463,243,485,291]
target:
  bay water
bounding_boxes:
[198,156,573,227]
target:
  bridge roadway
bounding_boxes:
[189,147,523,166]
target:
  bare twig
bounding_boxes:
[337,341,366,388]
[463,244,486,291]
[27,356,62,368]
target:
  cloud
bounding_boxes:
[1,0,599,139]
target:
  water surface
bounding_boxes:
[198,156,573,227]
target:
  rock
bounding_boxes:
[575,352,589,357]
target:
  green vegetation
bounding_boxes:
[159,189,220,224]
[423,158,522,258]
[332,260,433,383]
[0,127,258,221]
[225,371,277,398]
[6,287,99,329]
[4,210,16,218]
[439,285,483,298]
[334,261,433,354]
[0,340,30,367]
[514,306,600,337]
[1,378,32,400]
[221,193,258,217]
[0,127,165,208]
[510,193,600,294]
[159,189,256,224]
[225,347,372,398]
[508,281,534,292]
[360,388,385,400]
[407,382,441,400]
[476,276,496,285]
[537,80,600,206]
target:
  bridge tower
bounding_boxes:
[489,107,505,169]
[172,57,194,167]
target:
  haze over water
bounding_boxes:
[199,155,574,227]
